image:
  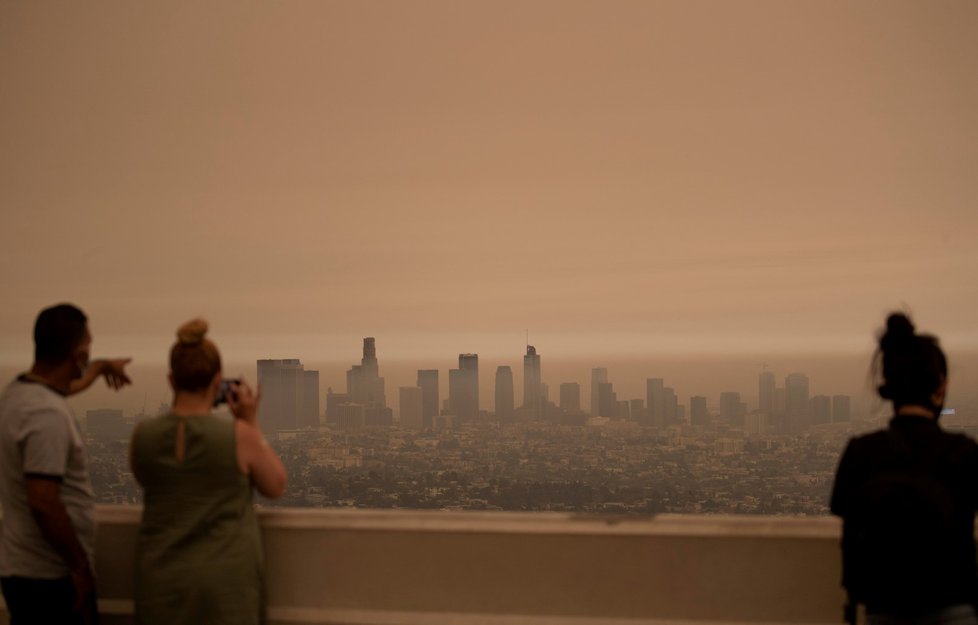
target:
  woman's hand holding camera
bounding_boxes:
[227,378,260,426]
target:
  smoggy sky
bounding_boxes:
[2,1,977,367]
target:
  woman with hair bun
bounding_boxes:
[130,319,287,625]
[831,313,978,625]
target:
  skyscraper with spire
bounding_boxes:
[346,337,392,426]
[522,345,542,418]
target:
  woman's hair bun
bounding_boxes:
[880,312,915,351]
[886,313,915,338]
[176,318,209,346]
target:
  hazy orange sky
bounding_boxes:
[2,1,977,368]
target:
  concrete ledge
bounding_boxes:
[267,607,834,625]
[11,507,849,625]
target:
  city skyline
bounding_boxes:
[13,334,977,425]
[80,336,881,427]
[322,338,860,425]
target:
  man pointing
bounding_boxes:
[0,304,131,624]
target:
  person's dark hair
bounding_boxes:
[875,312,947,410]
[170,318,222,393]
[34,304,88,364]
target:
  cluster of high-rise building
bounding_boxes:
[322,338,393,428]
[319,342,571,430]
[755,370,851,434]
[256,359,320,435]
[256,338,852,437]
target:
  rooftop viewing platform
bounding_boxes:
[3,506,847,625]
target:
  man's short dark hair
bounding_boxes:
[33,304,88,364]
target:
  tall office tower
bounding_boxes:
[722,392,748,426]
[258,359,304,434]
[302,370,320,428]
[522,345,542,418]
[540,383,549,403]
[676,404,686,424]
[811,395,831,425]
[449,354,479,421]
[495,366,515,420]
[448,369,463,416]
[347,337,387,407]
[646,378,665,427]
[590,368,608,417]
[596,382,617,417]
[784,373,810,431]
[347,365,362,402]
[832,394,851,422]
[559,382,581,412]
[663,386,678,424]
[399,386,424,429]
[690,396,709,426]
[758,371,776,416]
[769,385,787,432]
[629,399,645,422]
[417,370,439,428]
[719,392,742,424]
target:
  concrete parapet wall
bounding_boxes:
[11,506,848,625]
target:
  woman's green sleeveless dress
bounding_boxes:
[131,414,264,625]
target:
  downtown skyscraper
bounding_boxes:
[646,378,664,427]
[495,365,515,420]
[449,353,479,421]
[784,372,810,432]
[417,369,439,428]
[522,345,542,418]
[257,358,320,435]
[559,382,581,412]
[346,337,392,426]
[758,370,775,417]
[590,368,608,417]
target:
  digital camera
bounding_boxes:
[213,378,241,407]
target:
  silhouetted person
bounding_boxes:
[0,303,131,625]
[130,319,286,625]
[831,313,978,625]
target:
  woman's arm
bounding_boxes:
[235,421,287,498]
[227,378,287,498]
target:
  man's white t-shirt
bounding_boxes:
[0,376,96,578]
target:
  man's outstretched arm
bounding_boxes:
[68,358,132,395]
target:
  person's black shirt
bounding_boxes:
[831,415,978,615]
